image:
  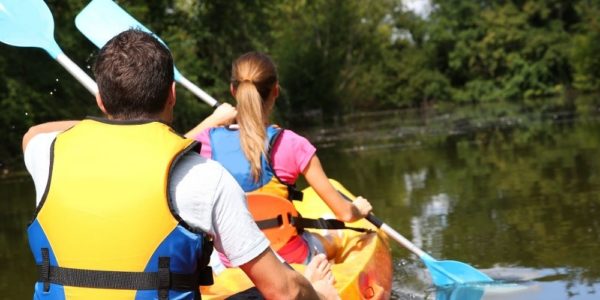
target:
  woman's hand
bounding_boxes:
[210,102,237,126]
[184,103,237,139]
[352,196,373,218]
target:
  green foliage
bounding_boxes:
[135,0,280,131]
[269,0,397,123]
[377,10,452,107]
[0,0,99,167]
[570,2,600,91]
[429,0,576,102]
[2,0,600,169]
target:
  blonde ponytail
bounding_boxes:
[231,52,278,181]
[236,81,267,181]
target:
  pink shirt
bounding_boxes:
[196,126,317,265]
[195,127,316,184]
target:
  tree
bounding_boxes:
[269,0,398,124]
[428,0,575,102]
[571,1,600,92]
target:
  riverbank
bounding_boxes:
[3,96,600,179]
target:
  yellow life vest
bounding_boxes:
[28,118,212,300]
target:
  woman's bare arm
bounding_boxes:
[185,103,237,138]
[303,155,372,222]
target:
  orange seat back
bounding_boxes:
[246,193,299,251]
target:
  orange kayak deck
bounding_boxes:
[201,179,393,299]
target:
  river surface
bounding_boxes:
[2,100,600,299]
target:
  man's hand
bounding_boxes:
[240,248,323,299]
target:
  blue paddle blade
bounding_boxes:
[435,284,485,300]
[0,0,62,57]
[75,0,182,80]
[423,258,494,286]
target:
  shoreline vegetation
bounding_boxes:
[2,0,600,174]
[3,95,599,178]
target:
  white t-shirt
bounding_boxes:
[24,131,269,267]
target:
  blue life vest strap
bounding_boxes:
[265,128,303,201]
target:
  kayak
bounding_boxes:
[200,179,393,299]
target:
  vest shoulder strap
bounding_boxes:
[266,127,304,201]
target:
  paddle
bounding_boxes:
[0,0,98,95]
[338,192,494,287]
[74,0,220,108]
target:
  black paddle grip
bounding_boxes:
[366,214,384,228]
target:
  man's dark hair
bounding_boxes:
[93,29,174,119]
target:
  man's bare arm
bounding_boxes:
[239,248,320,299]
[22,121,79,152]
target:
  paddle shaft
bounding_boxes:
[366,209,465,283]
[338,192,430,258]
[335,183,492,285]
[369,218,429,258]
[55,53,98,95]
[75,0,221,108]
[58,51,217,103]
[350,195,486,284]
[177,75,220,108]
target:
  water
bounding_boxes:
[0,176,37,299]
[2,100,600,299]
[298,100,600,299]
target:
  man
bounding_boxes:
[23,29,336,299]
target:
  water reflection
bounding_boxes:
[3,101,600,298]
[304,100,600,299]
[411,193,451,256]
[0,178,36,298]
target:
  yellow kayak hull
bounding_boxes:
[201,180,393,299]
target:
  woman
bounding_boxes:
[186,52,372,265]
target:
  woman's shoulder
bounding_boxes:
[269,124,302,138]
[271,127,316,154]
[270,126,317,176]
[275,127,310,144]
